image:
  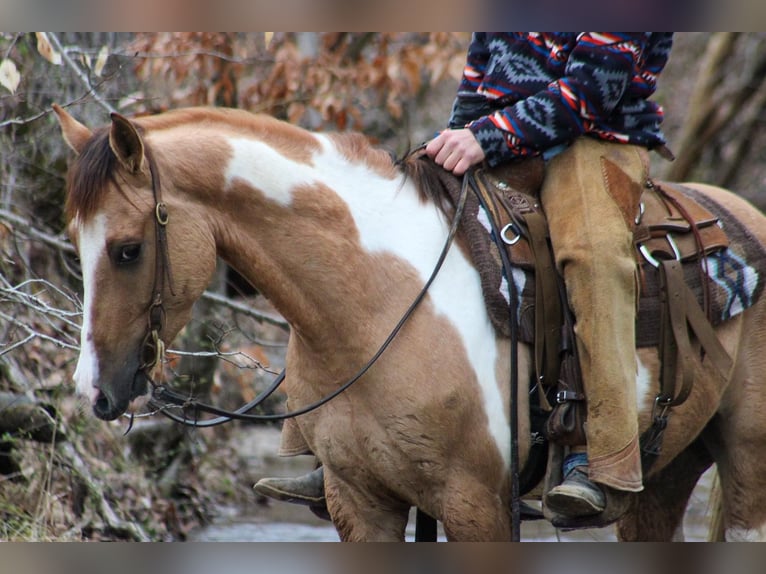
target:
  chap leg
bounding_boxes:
[540,138,647,491]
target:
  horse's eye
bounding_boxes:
[114,243,142,265]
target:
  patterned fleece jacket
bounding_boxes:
[448,32,674,166]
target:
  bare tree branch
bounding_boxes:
[664,33,740,182]
[0,310,80,352]
[47,32,116,115]
[0,208,75,254]
[200,290,288,330]
[2,32,21,59]
[113,49,271,65]
[0,110,50,129]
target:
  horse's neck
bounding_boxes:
[159,125,426,345]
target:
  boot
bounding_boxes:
[544,453,605,517]
[254,466,325,506]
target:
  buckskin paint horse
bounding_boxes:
[53,104,766,541]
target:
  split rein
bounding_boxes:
[140,156,470,429]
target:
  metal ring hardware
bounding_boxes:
[155,202,169,226]
[501,222,522,245]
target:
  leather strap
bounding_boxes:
[655,183,714,319]
[140,148,176,373]
[658,260,695,407]
[466,169,523,541]
[473,172,562,409]
[523,209,562,403]
[659,260,733,408]
[643,259,734,472]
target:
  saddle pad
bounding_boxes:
[635,186,766,346]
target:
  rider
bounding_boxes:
[254,32,674,521]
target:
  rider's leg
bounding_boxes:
[541,137,647,517]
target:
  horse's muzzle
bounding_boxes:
[92,371,149,420]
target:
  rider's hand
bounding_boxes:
[425,128,486,176]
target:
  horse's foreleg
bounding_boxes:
[323,471,410,541]
[616,438,713,541]
[440,478,511,541]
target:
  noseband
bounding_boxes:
[140,148,469,427]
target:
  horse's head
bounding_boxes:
[54,105,217,420]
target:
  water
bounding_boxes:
[189,427,716,542]
[189,508,619,542]
[193,519,340,542]
[191,510,439,542]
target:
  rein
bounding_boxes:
[464,169,523,542]
[143,159,470,427]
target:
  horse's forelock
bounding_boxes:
[65,127,118,225]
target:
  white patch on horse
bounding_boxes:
[317,136,509,464]
[635,354,653,415]
[73,213,106,405]
[224,137,315,205]
[726,525,766,542]
[223,135,510,466]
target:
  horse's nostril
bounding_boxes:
[94,391,112,418]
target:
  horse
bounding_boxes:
[53,103,766,542]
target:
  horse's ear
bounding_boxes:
[52,103,92,155]
[109,112,145,174]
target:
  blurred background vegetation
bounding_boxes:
[1,32,765,540]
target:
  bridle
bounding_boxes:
[139,149,470,428]
[138,147,175,377]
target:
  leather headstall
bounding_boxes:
[140,146,176,376]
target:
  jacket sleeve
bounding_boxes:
[468,33,654,166]
[448,33,493,129]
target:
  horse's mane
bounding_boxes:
[326,130,458,217]
[397,150,459,218]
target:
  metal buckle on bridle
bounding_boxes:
[142,289,167,371]
[155,201,169,226]
[141,328,165,374]
[149,291,165,323]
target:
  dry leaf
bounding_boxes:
[264,32,274,48]
[35,32,62,65]
[0,59,20,94]
[0,221,11,252]
[94,45,109,76]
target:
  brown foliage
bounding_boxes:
[128,32,467,135]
